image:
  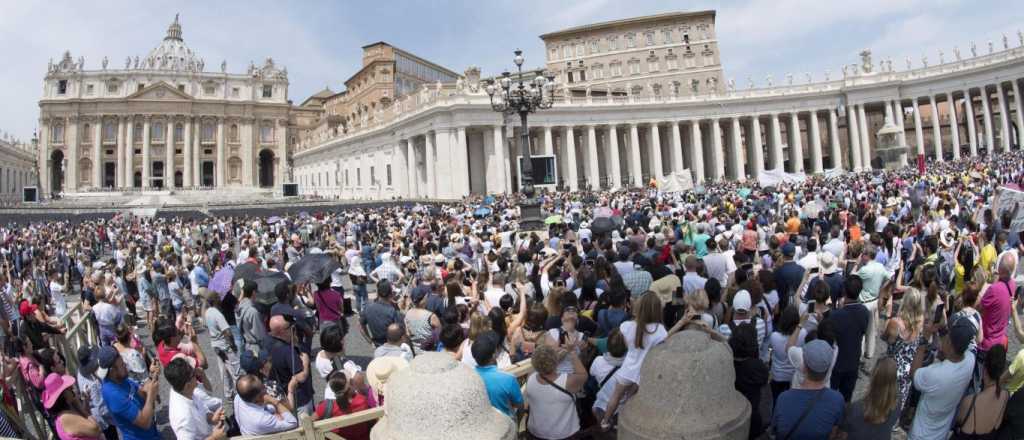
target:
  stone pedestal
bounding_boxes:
[619,330,750,440]
[875,115,908,170]
[370,352,516,440]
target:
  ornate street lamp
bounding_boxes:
[486,49,556,231]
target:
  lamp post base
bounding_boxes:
[519,199,545,231]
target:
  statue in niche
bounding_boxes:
[585,85,591,97]
[766,75,773,87]
[905,56,912,70]
[859,49,873,73]
[786,73,793,85]
[988,40,994,54]
[727,78,735,91]
[842,65,848,78]
[921,55,928,67]
[673,81,681,96]
[435,80,442,93]
[886,58,893,72]
[47,58,53,73]
[971,41,977,57]
[419,84,430,103]
[455,76,465,93]
[77,56,84,70]
[102,56,108,70]
[824,69,830,81]
[706,76,717,92]
[198,59,204,71]
[954,47,961,61]
[221,60,227,73]
[1003,34,1009,50]
[938,50,944,64]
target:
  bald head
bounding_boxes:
[268,315,292,338]
[386,323,404,344]
[236,374,263,403]
[998,253,1018,280]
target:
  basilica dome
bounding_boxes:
[143,14,203,71]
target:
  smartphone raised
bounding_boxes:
[933,303,946,324]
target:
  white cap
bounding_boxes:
[732,290,752,313]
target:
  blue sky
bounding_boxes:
[1,0,1022,141]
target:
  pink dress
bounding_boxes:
[55,415,100,440]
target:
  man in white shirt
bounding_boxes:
[234,375,298,436]
[373,323,414,362]
[822,227,846,260]
[681,256,707,296]
[910,318,976,440]
[48,269,68,317]
[797,239,821,271]
[703,238,736,288]
[165,357,226,440]
[483,273,508,311]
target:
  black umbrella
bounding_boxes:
[591,216,616,235]
[610,215,625,230]
[232,262,261,285]
[287,253,342,285]
[253,271,289,306]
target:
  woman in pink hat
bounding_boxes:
[42,372,100,440]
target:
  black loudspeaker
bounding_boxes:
[282,183,298,197]
[23,187,38,203]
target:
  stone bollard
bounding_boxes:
[370,352,516,440]
[618,329,750,440]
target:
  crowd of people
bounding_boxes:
[0,150,1022,440]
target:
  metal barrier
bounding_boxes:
[56,302,98,376]
[233,359,535,440]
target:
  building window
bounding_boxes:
[232,87,240,98]
[578,70,586,82]
[645,33,655,46]
[549,47,558,60]
[608,37,619,51]
[133,123,143,142]
[138,84,145,92]
[262,85,273,98]
[57,80,68,95]
[103,122,116,143]
[592,65,603,80]
[260,123,273,143]
[357,168,361,186]
[51,124,65,143]
[590,41,599,54]
[704,53,714,67]
[667,57,678,70]
[204,85,215,95]
[370,166,376,185]
[201,122,215,142]
[107,83,119,93]
[386,164,392,186]
[229,124,239,143]
[626,34,636,48]
[174,123,184,143]
[151,122,165,142]
[629,61,640,75]
[86,84,94,95]
[648,59,659,72]
[566,71,574,84]
[662,30,673,43]
[177,84,185,92]
[345,169,349,186]
[683,33,690,44]
[575,44,584,57]
[562,46,572,59]
[611,63,622,76]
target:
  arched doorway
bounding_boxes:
[258,150,275,188]
[133,172,142,188]
[50,150,64,195]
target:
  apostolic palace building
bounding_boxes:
[35,11,1024,201]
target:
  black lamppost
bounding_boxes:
[486,49,556,231]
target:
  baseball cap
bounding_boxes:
[77,345,99,375]
[948,317,977,355]
[781,242,796,257]
[732,290,752,313]
[96,346,120,379]
[19,300,37,317]
[802,339,833,374]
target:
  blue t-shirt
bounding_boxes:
[772,388,845,440]
[476,365,523,417]
[101,378,160,440]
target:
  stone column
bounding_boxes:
[912,99,926,161]
[997,82,1011,152]
[848,105,863,171]
[39,120,50,195]
[981,85,994,155]
[425,132,436,197]
[670,121,684,174]
[628,124,642,187]
[215,118,225,187]
[586,125,600,189]
[565,126,579,190]
[92,119,102,188]
[789,112,804,173]
[856,105,871,170]
[828,108,842,170]
[454,127,469,197]
[608,125,622,189]
[690,120,705,184]
[1013,80,1024,149]
[543,126,554,156]
[894,101,908,157]
[808,110,823,174]
[166,118,176,187]
[710,118,724,180]
[67,116,79,192]
[948,94,962,160]
[142,116,151,189]
[928,95,943,161]
[749,115,764,177]
[193,121,202,186]
[729,117,743,180]
[769,113,783,170]
[183,118,193,187]
[963,89,978,156]
[125,117,134,187]
[650,124,665,180]
[494,126,509,193]
[116,117,125,187]
[277,119,289,185]
[405,139,417,197]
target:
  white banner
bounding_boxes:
[997,186,1024,233]
[658,170,694,193]
[757,167,845,187]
